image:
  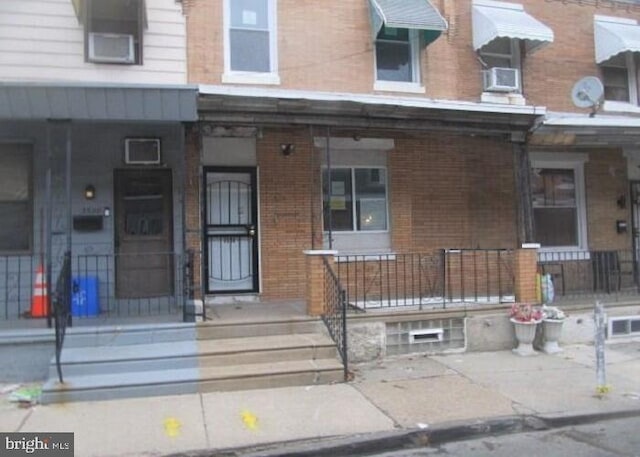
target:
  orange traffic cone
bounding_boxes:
[31,264,49,318]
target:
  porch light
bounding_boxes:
[280,143,295,156]
[84,184,96,200]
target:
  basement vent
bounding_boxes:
[608,316,640,337]
[386,318,465,356]
[409,328,443,343]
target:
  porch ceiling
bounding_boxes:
[197,85,544,136]
[534,112,640,147]
[0,83,198,122]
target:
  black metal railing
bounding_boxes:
[0,255,39,321]
[538,249,640,302]
[73,252,185,318]
[1,251,197,324]
[53,251,72,383]
[322,257,348,381]
[335,249,515,310]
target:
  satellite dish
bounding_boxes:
[571,76,604,110]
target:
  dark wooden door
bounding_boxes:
[114,169,173,298]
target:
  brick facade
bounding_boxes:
[185,0,640,301]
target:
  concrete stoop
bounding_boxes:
[40,318,344,404]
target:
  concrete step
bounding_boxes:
[40,367,199,404]
[41,358,344,404]
[63,323,196,348]
[198,333,338,367]
[47,340,199,377]
[197,318,324,340]
[198,358,345,392]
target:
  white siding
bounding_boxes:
[0,0,187,85]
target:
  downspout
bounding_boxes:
[64,121,73,327]
[325,126,333,250]
[45,123,53,329]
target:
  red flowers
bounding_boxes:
[509,303,543,323]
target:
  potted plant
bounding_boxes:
[541,305,566,354]
[509,303,543,356]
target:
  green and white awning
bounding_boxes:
[368,0,448,46]
[472,0,554,54]
[594,15,640,64]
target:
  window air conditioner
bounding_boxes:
[483,67,520,92]
[125,139,161,165]
[88,33,135,64]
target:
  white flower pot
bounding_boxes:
[542,319,564,354]
[511,318,540,356]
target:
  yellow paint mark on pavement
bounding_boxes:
[241,410,258,430]
[163,417,182,438]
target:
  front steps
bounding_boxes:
[40,317,344,404]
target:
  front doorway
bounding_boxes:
[204,167,259,294]
[114,169,174,298]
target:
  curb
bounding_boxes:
[165,409,640,457]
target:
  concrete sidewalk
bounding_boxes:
[1,341,639,457]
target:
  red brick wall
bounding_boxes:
[185,0,640,110]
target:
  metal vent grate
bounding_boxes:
[608,316,640,337]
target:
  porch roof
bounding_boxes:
[531,111,640,147]
[197,85,546,136]
[0,83,198,122]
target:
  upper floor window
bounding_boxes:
[0,144,32,253]
[84,0,144,65]
[223,0,279,85]
[368,0,446,94]
[375,27,420,84]
[601,53,636,103]
[472,0,553,97]
[478,37,522,93]
[594,16,640,111]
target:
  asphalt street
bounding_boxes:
[367,416,640,457]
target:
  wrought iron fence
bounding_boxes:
[1,251,199,323]
[538,249,640,301]
[322,257,348,381]
[0,255,39,321]
[53,251,71,383]
[335,249,515,310]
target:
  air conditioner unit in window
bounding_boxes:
[483,67,520,92]
[88,32,135,64]
[125,139,161,165]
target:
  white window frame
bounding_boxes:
[373,28,424,94]
[530,152,589,253]
[602,52,639,111]
[322,166,390,235]
[222,0,280,85]
[479,38,522,94]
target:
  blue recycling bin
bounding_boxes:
[72,276,100,317]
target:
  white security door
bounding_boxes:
[205,168,258,293]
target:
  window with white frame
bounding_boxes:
[0,144,32,253]
[530,154,588,250]
[322,168,388,233]
[601,53,637,103]
[224,0,278,82]
[375,27,420,83]
[84,0,144,65]
[478,37,521,91]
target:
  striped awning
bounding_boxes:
[0,84,198,122]
[594,15,640,64]
[368,0,447,46]
[472,0,554,54]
